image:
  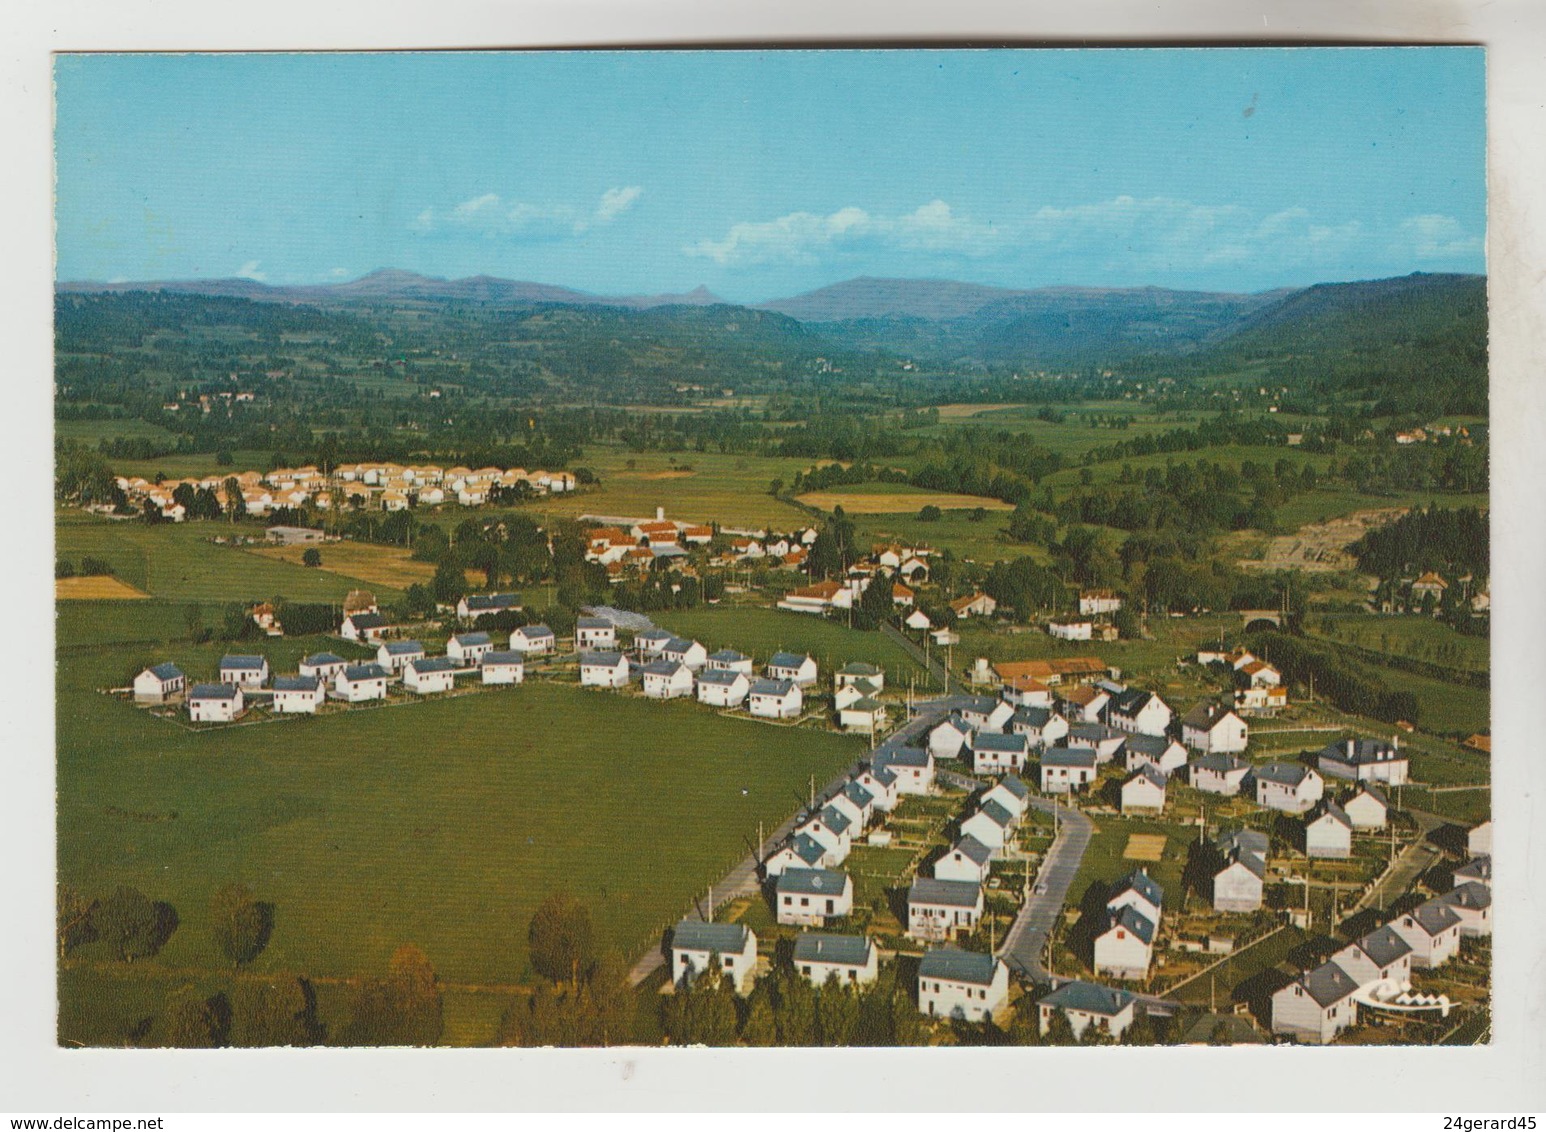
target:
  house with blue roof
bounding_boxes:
[748,677,802,719]
[334,663,389,703]
[960,798,1017,853]
[510,624,555,656]
[375,639,425,674]
[404,656,459,695]
[661,637,708,671]
[669,919,759,994]
[575,616,617,650]
[872,746,934,795]
[456,592,522,622]
[446,631,493,665]
[968,731,1029,775]
[927,714,972,760]
[774,868,853,927]
[906,878,983,941]
[763,831,833,877]
[1038,980,1139,1040]
[1039,747,1097,794]
[918,946,1009,1023]
[579,651,630,688]
[133,662,186,703]
[479,650,526,685]
[695,668,751,708]
[1010,706,1070,748]
[219,654,270,689]
[641,659,694,700]
[934,834,994,884]
[187,682,244,723]
[705,648,754,675]
[1094,904,1158,981]
[272,674,324,714]
[765,652,818,686]
[793,933,878,987]
[853,766,899,813]
[299,652,349,681]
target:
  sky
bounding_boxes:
[53,48,1486,303]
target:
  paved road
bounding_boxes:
[1350,806,1446,917]
[880,621,950,690]
[627,692,978,987]
[998,796,1095,984]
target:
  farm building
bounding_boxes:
[271,674,325,714]
[793,933,878,987]
[1270,960,1360,1045]
[1038,980,1138,1041]
[1317,738,1410,786]
[219,654,270,689]
[669,920,758,994]
[641,660,695,700]
[705,649,754,675]
[298,652,349,681]
[917,947,1009,1023]
[187,683,244,723]
[766,652,819,685]
[403,656,458,695]
[906,878,984,942]
[340,611,390,643]
[133,662,186,703]
[872,746,934,794]
[574,616,617,650]
[479,650,525,685]
[1181,702,1249,753]
[333,664,389,703]
[579,651,631,688]
[1252,763,1325,814]
[1038,747,1097,794]
[774,868,853,927]
[1120,766,1168,813]
[510,624,555,655]
[748,678,803,719]
[696,669,751,708]
[1189,752,1251,796]
[446,632,493,665]
[1305,802,1354,859]
[934,834,994,884]
[376,640,425,674]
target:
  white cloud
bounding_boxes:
[236,260,267,282]
[413,186,644,239]
[687,199,998,265]
[328,267,350,278]
[1401,214,1484,261]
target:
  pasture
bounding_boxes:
[796,486,1016,514]
[249,541,482,593]
[849,510,1032,565]
[1311,614,1490,675]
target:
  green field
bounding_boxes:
[1272,486,1488,531]
[849,510,1035,565]
[655,604,937,690]
[920,401,1206,458]
[56,418,179,445]
[1310,614,1490,674]
[57,631,865,1043]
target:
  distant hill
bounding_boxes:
[759,277,1034,321]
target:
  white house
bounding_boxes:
[1436,883,1492,938]
[705,649,755,675]
[133,662,186,703]
[1039,747,1098,794]
[1252,763,1325,814]
[661,637,709,672]
[574,617,617,650]
[1271,960,1360,1045]
[766,652,818,686]
[1122,734,1188,776]
[446,632,493,665]
[1468,820,1492,857]
[906,878,984,941]
[959,800,1016,852]
[340,612,391,643]
[1212,829,1269,913]
[1343,787,1388,830]
[1093,905,1157,981]
[219,654,270,689]
[853,766,899,813]
[950,593,997,619]
[1039,980,1138,1041]
[696,669,751,708]
[298,652,349,681]
[510,624,556,655]
[579,651,631,688]
[1002,676,1055,709]
[748,678,803,719]
[1078,589,1122,616]
[1305,802,1354,859]
[792,933,878,987]
[959,696,1014,733]
[1189,753,1251,796]
[834,781,876,830]
[1107,870,1164,929]
[904,608,932,631]
[934,834,994,884]
[1010,707,1070,748]
[1181,702,1249,754]
[982,774,1030,821]
[1107,689,1173,737]
[457,593,522,621]
[1332,925,1414,987]
[1065,723,1127,764]
[1058,685,1111,724]
[1390,901,1463,968]
[641,660,695,700]
[633,627,673,656]
[968,732,1029,775]
[1048,620,1093,641]
[928,716,972,760]
[1452,856,1491,890]
[873,746,935,795]
[479,650,526,685]
[764,832,834,876]
[1240,659,1282,688]
[376,640,425,674]
[404,656,459,695]
[1120,766,1168,813]
[834,662,885,693]
[1317,738,1410,786]
[838,697,889,734]
[833,680,879,713]
[798,806,853,865]
[271,674,325,714]
[333,663,389,703]
[775,868,853,927]
[187,683,244,723]
[669,920,758,994]
[917,948,1009,1023]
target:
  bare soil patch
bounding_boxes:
[1123,833,1168,862]
[56,576,150,600]
[1240,508,1406,573]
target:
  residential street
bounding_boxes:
[997,796,1095,983]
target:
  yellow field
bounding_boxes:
[56,575,149,601]
[248,542,480,592]
[796,491,1017,515]
[1123,833,1168,862]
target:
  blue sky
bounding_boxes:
[54,49,1485,302]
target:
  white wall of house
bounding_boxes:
[697,676,750,707]
[188,692,242,723]
[907,899,981,942]
[918,966,1008,1023]
[272,685,324,713]
[1306,816,1352,858]
[580,660,630,688]
[404,665,456,695]
[1093,925,1152,980]
[1040,1001,1135,1041]
[1271,984,1353,1045]
[481,662,524,685]
[799,952,878,988]
[671,938,758,994]
[777,885,853,927]
[333,673,387,702]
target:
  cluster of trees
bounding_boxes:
[496,893,635,1047]
[59,881,272,968]
[1245,631,1420,726]
[55,556,115,579]
[790,461,911,494]
[1350,505,1489,582]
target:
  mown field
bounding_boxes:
[1311,613,1490,674]
[57,623,865,1045]
[850,510,1033,565]
[919,401,1207,458]
[249,541,483,594]
[795,484,1016,515]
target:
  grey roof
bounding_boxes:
[580,651,627,667]
[1182,701,1237,730]
[750,677,796,697]
[839,662,883,677]
[464,593,520,611]
[909,877,982,909]
[410,656,459,674]
[220,654,266,670]
[934,713,970,734]
[696,668,747,687]
[918,946,1000,987]
[995,774,1029,799]
[972,732,1028,753]
[1407,901,1463,936]
[817,805,852,835]
[1126,765,1168,790]
[1349,784,1389,807]
[1069,722,1124,743]
[514,623,554,638]
[1319,738,1407,766]
[451,631,492,646]
[974,798,1015,828]
[1041,747,1098,769]
[960,695,1000,715]
[776,868,850,897]
[845,696,886,712]
[867,764,898,787]
[1216,828,1270,862]
[1356,925,1413,967]
[635,627,673,641]
[1301,961,1360,1008]
[768,652,812,670]
[341,663,388,681]
[1454,856,1492,883]
[272,674,321,692]
[1011,706,1057,729]
[1124,734,1175,757]
[1112,869,1164,911]
[951,834,994,867]
[708,648,750,663]
[345,612,388,629]
[145,662,183,681]
[793,933,872,968]
[1439,882,1492,912]
[642,659,689,678]
[1039,980,1136,1016]
[846,678,882,697]
[843,781,874,809]
[301,652,345,666]
[481,650,525,666]
[1194,752,1249,774]
[671,920,750,953]
[875,746,930,770]
[1218,849,1267,880]
[575,616,611,630]
[381,639,424,656]
[663,637,699,654]
[786,833,828,867]
[1110,688,1160,717]
[1254,762,1314,787]
[189,682,239,700]
[1310,801,1352,828]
